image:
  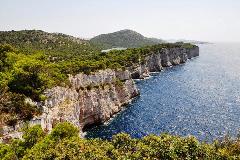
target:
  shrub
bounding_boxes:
[48,122,79,141]
[1,123,240,159]
[22,125,45,149]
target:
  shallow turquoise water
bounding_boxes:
[86,43,240,141]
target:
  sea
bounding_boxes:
[86,43,240,142]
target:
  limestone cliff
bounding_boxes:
[130,46,199,79]
[32,69,139,133]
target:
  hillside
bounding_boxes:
[90,29,165,49]
[0,30,102,60]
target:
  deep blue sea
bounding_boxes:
[86,43,240,141]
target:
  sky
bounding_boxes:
[0,0,240,42]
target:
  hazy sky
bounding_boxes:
[1,0,240,42]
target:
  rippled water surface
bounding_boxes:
[86,43,240,141]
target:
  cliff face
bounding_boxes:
[33,69,139,133]
[130,46,199,79]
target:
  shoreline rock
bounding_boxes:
[129,46,199,79]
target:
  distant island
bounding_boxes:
[90,29,165,49]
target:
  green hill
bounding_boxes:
[90,29,165,49]
[0,30,102,60]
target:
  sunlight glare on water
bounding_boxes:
[86,43,240,141]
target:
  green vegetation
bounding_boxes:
[1,122,240,159]
[0,44,66,126]
[0,30,102,60]
[90,29,165,49]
